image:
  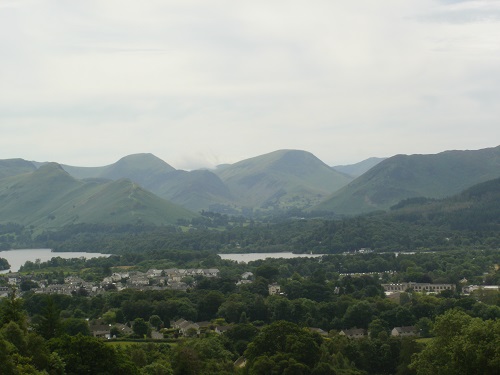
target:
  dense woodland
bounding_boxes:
[1,245,499,374]
[0,178,499,374]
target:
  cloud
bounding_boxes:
[0,1,499,168]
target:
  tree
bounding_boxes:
[149,315,163,330]
[50,334,138,375]
[133,318,151,338]
[61,318,91,336]
[0,289,27,331]
[342,301,373,329]
[34,295,61,339]
[245,321,323,372]
[410,309,500,375]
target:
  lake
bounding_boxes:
[0,249,111,273]
[218,252,324,263]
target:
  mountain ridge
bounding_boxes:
[0,163,196,227]
[315,145,500,215]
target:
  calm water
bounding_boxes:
[0,249,111,273]
[218,252,324,263]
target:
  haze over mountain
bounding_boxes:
[1,145,499,224]
[58,154,232,212]
[316,145,500,215]
[333,157,386,178]
[388,176,500,231]
[0,159,36,179]
[0,163,195,227]
[214,149,353,210]
[59,150,354,213]
[61,153,176,181]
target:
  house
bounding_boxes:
[339,328,366,339]
[462,285,500,294]
[241,272,254,280]
[146,269,163,277]
[234,356,247,368]
[172,319,200,336]
[309,327,328,336]
[196,321,213,333]
[215,325,231,335]
[114,323,133,336]
[90,324,111,339]
[0,286,9,298]
[382,282,455,293]
[391,326,418,337]
[236,280,252,286]
[268,283,281,295]
[204,269,220,277]
[150,330,164,340]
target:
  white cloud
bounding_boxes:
[0,0,499,169]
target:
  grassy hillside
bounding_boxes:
[316,145,500,215]
[0,158,36,179]
[62,154,233,213]
[149,169,234,212]
[389,177,500,231]
[0,163,196,227]
[62,153,175,181]
[215,149,353,209]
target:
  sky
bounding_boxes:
[1,0,499,170]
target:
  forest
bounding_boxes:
[1,245,499,374]
[0,186,499,374]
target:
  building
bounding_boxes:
[382,282,454,293]
[391,326,418,337]
[268,283,281,295]
[339,328,366,339]
[462,285,500,294]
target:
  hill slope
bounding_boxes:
[389,176,500,231]
[62,153,176,182]
[0,159,36,179]
[316,145,500,215]
[0,163,196,227]
[61,154,232,212]
[214,149,353,209]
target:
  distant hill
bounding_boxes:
[0,159,36,179]
[332,157,385,178]
[316,145,500,215]
[389,176,500,231]
[145,169,234,212]
[62,153,176,182]
[214,149,353,209]
[0,163,196,227]
[61,154,232,212]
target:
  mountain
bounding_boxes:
[61,154,232,212]
[332,157,385,178]
[316,145,500,215]
[0,163,196,227]
[0,159,36,179]
[61,153,176,182]
[214,149,353,210]
[147,169,234,212]
[389,176,500,231]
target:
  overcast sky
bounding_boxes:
[1,0,499,170]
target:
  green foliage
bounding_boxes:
[245,320,323,372]
[410,309,500,375]
[50,334,139,374]
[0,163,196,228]
[317,145,500,215]
[0,257,10,270]
[133,318,151,338]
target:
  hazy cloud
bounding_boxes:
[0,0,499,168]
